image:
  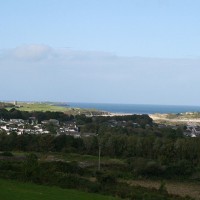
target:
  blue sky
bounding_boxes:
[1,0,200,105]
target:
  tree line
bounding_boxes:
[0,131,200,179]
[0,108,74,122]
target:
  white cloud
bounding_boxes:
[1,44,53,61]
[0,44,118,64]
[1,45,200,70]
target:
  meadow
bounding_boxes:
[0,178,120,200]
[8,102,102,115]
[14,102,70,112]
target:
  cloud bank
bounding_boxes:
[1,44,200,105]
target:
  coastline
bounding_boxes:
[3,101,200,125]
[99,112,134,117]
[66,102,200,115]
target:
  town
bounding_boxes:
[0,117,96,138]
[1,111,200,138]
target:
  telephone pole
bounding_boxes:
[98,144,101,170]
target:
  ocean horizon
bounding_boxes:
[59,102,200,114]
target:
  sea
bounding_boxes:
[59,102,200,114]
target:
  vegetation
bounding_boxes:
[0,133,199,180]
[0,107,74,122]
[1,107,200,199]
[0,153,194,200]
[16,102,70,112]
[5,102,104,115]
[0,178,120,200]
[0,102,14,108]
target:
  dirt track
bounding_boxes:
[126,179,200,200]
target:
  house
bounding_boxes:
[41,119,59,126]
[193,127,200,136]
[10,119,24,124]
[29,117,38,125]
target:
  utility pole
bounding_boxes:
[97,133,101,171]
[98,144,101,171]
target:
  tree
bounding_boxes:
[23,153,39,181]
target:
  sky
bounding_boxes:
[1,0,200,105]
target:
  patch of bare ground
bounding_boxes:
[125,179,200,200]
[150,114,200,125]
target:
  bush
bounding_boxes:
[57,174,91,190]
[95,171,117,185]
[143,161,164,177]
[0,151,13,157]
[23,153,40,181]
[166,160,194,177]
[40,161,83,175]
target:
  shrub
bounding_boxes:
[95,171,117,185]
[0,151,13,157]
[40,161,83,175]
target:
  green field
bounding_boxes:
[7,102,102,115]
[15,102,70,112]
[0,179,120,200]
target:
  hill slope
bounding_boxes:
[0,179,120,200]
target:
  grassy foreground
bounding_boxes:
[0,179,120,200]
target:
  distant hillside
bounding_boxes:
[0,102,14,108]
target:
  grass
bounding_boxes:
[0,179,121,200]
[6,102,103,115]
[14,102,70,112]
